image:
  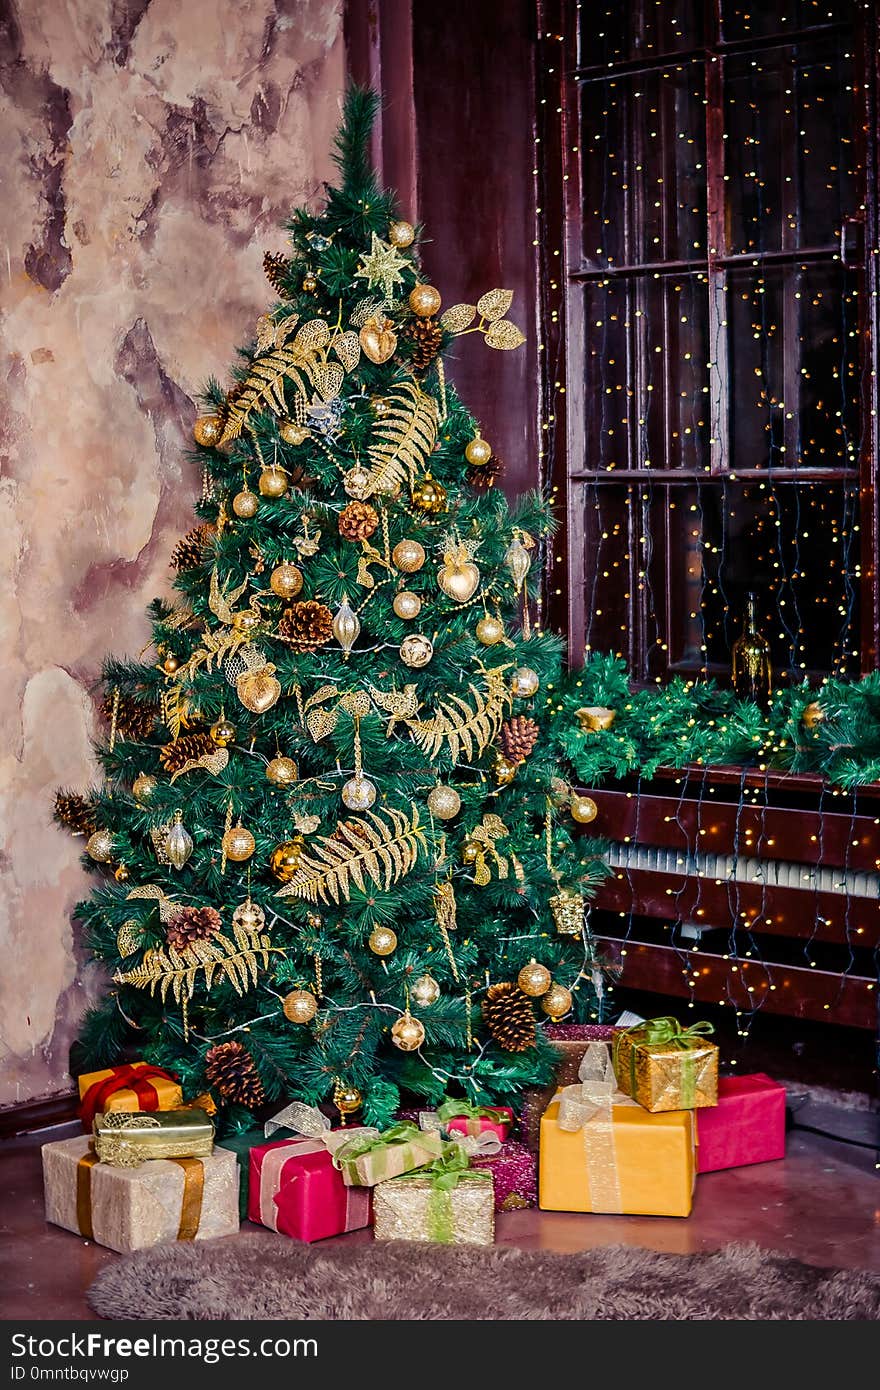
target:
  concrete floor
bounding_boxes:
[2,1119,879,1320]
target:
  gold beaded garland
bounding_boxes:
[232,490,259,519]
[368,925,397,956]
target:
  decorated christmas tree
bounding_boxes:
[56,90,607,1130]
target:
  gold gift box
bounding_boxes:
[613,1027,718,1113]
[373,1172,495,1245]
[93,1108,214,1167]
[539,1093,695,1217]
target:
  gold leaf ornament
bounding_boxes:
[116,921,147,957]
[332,331,361,372]
[405,663,513,762]
[362,381,438,497]
[276,806,427,904]
[485,320,527,351]
[219,316,350,443]
[169,747,229,783]
[476,289,514,322]
[114,918,277,1003]
[440,303,476,333]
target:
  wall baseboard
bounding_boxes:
[0,1091,78,1140]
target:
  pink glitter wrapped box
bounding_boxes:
[470,1139,537,1211]
[696,1073,786,1173]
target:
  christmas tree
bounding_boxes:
[57,89,607,1130]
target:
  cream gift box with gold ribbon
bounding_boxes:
[538,1042,696,1218]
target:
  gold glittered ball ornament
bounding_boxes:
[278,418,310,447]
[232,899,265,933]
[334,1082,363,1117]
[400,633,434,668]
[517,960,552,998]
[392,539,426,573]
[427,784,461,820]
[409,284,441,318]
[223,824,255,862]
[464,435,492,468]
[210,717,236,747]
[492,751,519,786]
[302,272,318,293]
[162,653,181,675]
[802,701,825,729]
[411,474,448,514]
[232,489,259,519]
[283,989,318,1024]
[270,837,304,883]
[391,1011,426,1051]
[570,794,598,825]
[412,974,440,1007]
[388,219,415,248]
[193,414,224,448]
[368,925,398,957]
[392,590,421,620]
[266,755,298,786]
[270,563,303,599]
[341,776,377,811]
[475,615,505,646]
[131,773,157,804]
[258,467,288,498]
[541,983,573,1019]
[511,666,540,698]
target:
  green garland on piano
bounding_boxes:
[549,654,880,791]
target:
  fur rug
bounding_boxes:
[88,1233,880,1320]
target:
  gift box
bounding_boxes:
[216,1129,265,1220]
[470,1139,537,1211]
[92,1108,214,1167]
[539,1043,696,1217]
[613,1017,718,1113]
[77,1062,183,1130]
[373,1168,495,1245]
[334,1122,444,1188]
[422,1100,514,1142]
[247,1136,371,1242]
[519,1025,618,1152]
[42,1135,239,1254]
[696,1073,786,1173]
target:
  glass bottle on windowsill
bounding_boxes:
[731,591,772,707]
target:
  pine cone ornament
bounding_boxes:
[54,790,97,837]
[159,732,215,774]
[467,455,503,490]
[407,316,443,371]
[499,716,540,765]
[482,982,536,1053]
[171,523,216,572]
[101,691,157,742]
[278,600,334,651]
[338,500,379,542]
[166,906,222,952]
[263,250,294,299]
[205,1040,266,1107]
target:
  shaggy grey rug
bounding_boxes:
[88,1232,880,1320]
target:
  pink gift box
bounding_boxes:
[696,1073,786,1173]
[248,1136,371,1242]
[471,1139,537,1211]
[444,1106,514,1142]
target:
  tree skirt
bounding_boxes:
[88,1233,880,1321]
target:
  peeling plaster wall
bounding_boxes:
[0,0,345,1106]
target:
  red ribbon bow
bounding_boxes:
[78,1063,178,1129]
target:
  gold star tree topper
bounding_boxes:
[354,233,409,302]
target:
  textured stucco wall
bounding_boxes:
[0,0,345,1106]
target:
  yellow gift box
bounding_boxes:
[77,1063,183,1130]
[538,1043,696,1217]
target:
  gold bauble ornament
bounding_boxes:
[437,547,480,603]
[411,473,448,514]
[511,666,540,698]
[541,983,573,1019]
[283,989,318,1024]
[278,418,310,447]
[368,925,398,956]
[392,590,421,620]
[343,465,372,499]
[342,776,377,811]
[388,219,415,248]
[334,1082,363,1117]
[570,794,598,825]
[165,816,194,870]
[391,1010,426,1051]
[232,489,259,519]
[131,773,157,804]
[210,717,236,747]
[427,784,461,820]
[222,824,255,862]
[193,414,223,448]
[232,610,260,634]
[575,705,616,732]
[802,701,825,729]
[492,751,519,786]
[518,960,552,998]
[409,284,441,317]
[270,837,304,883]
[359,315,398,365]
[86,829,115,862]
[476,615,505,646]
[412,974,440,1007]
[236,665,281,714]
[332,594,360,657]
[266,755,298,786]
[114,863,130,884]
[232,899,265,933]
[258,467,288,498]
[464,434,492,467]
[162,653,181,675]
[392,539,426,573]
[549,888,585,936]
[400,633,434,668]
[270,563,303,599]
[302,272,318,293]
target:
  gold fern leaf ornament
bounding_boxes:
[219,315,350,443]
[114,918,278,1004]
[275,806,427,905]
[362,381,438,497]
[404,662,513,763]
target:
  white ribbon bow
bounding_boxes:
[264,1100,379,1156]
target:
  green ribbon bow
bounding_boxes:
[332,1121,422,1170]
[396,1143,492,1242]
[614,1017,715,1109]
[436,1099,510,1127]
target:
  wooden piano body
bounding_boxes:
[586,767,880,1029]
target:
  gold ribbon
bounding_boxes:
[556,1042,630,1214]
[75,1150,204,1241]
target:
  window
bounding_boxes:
[538,0,878,686]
